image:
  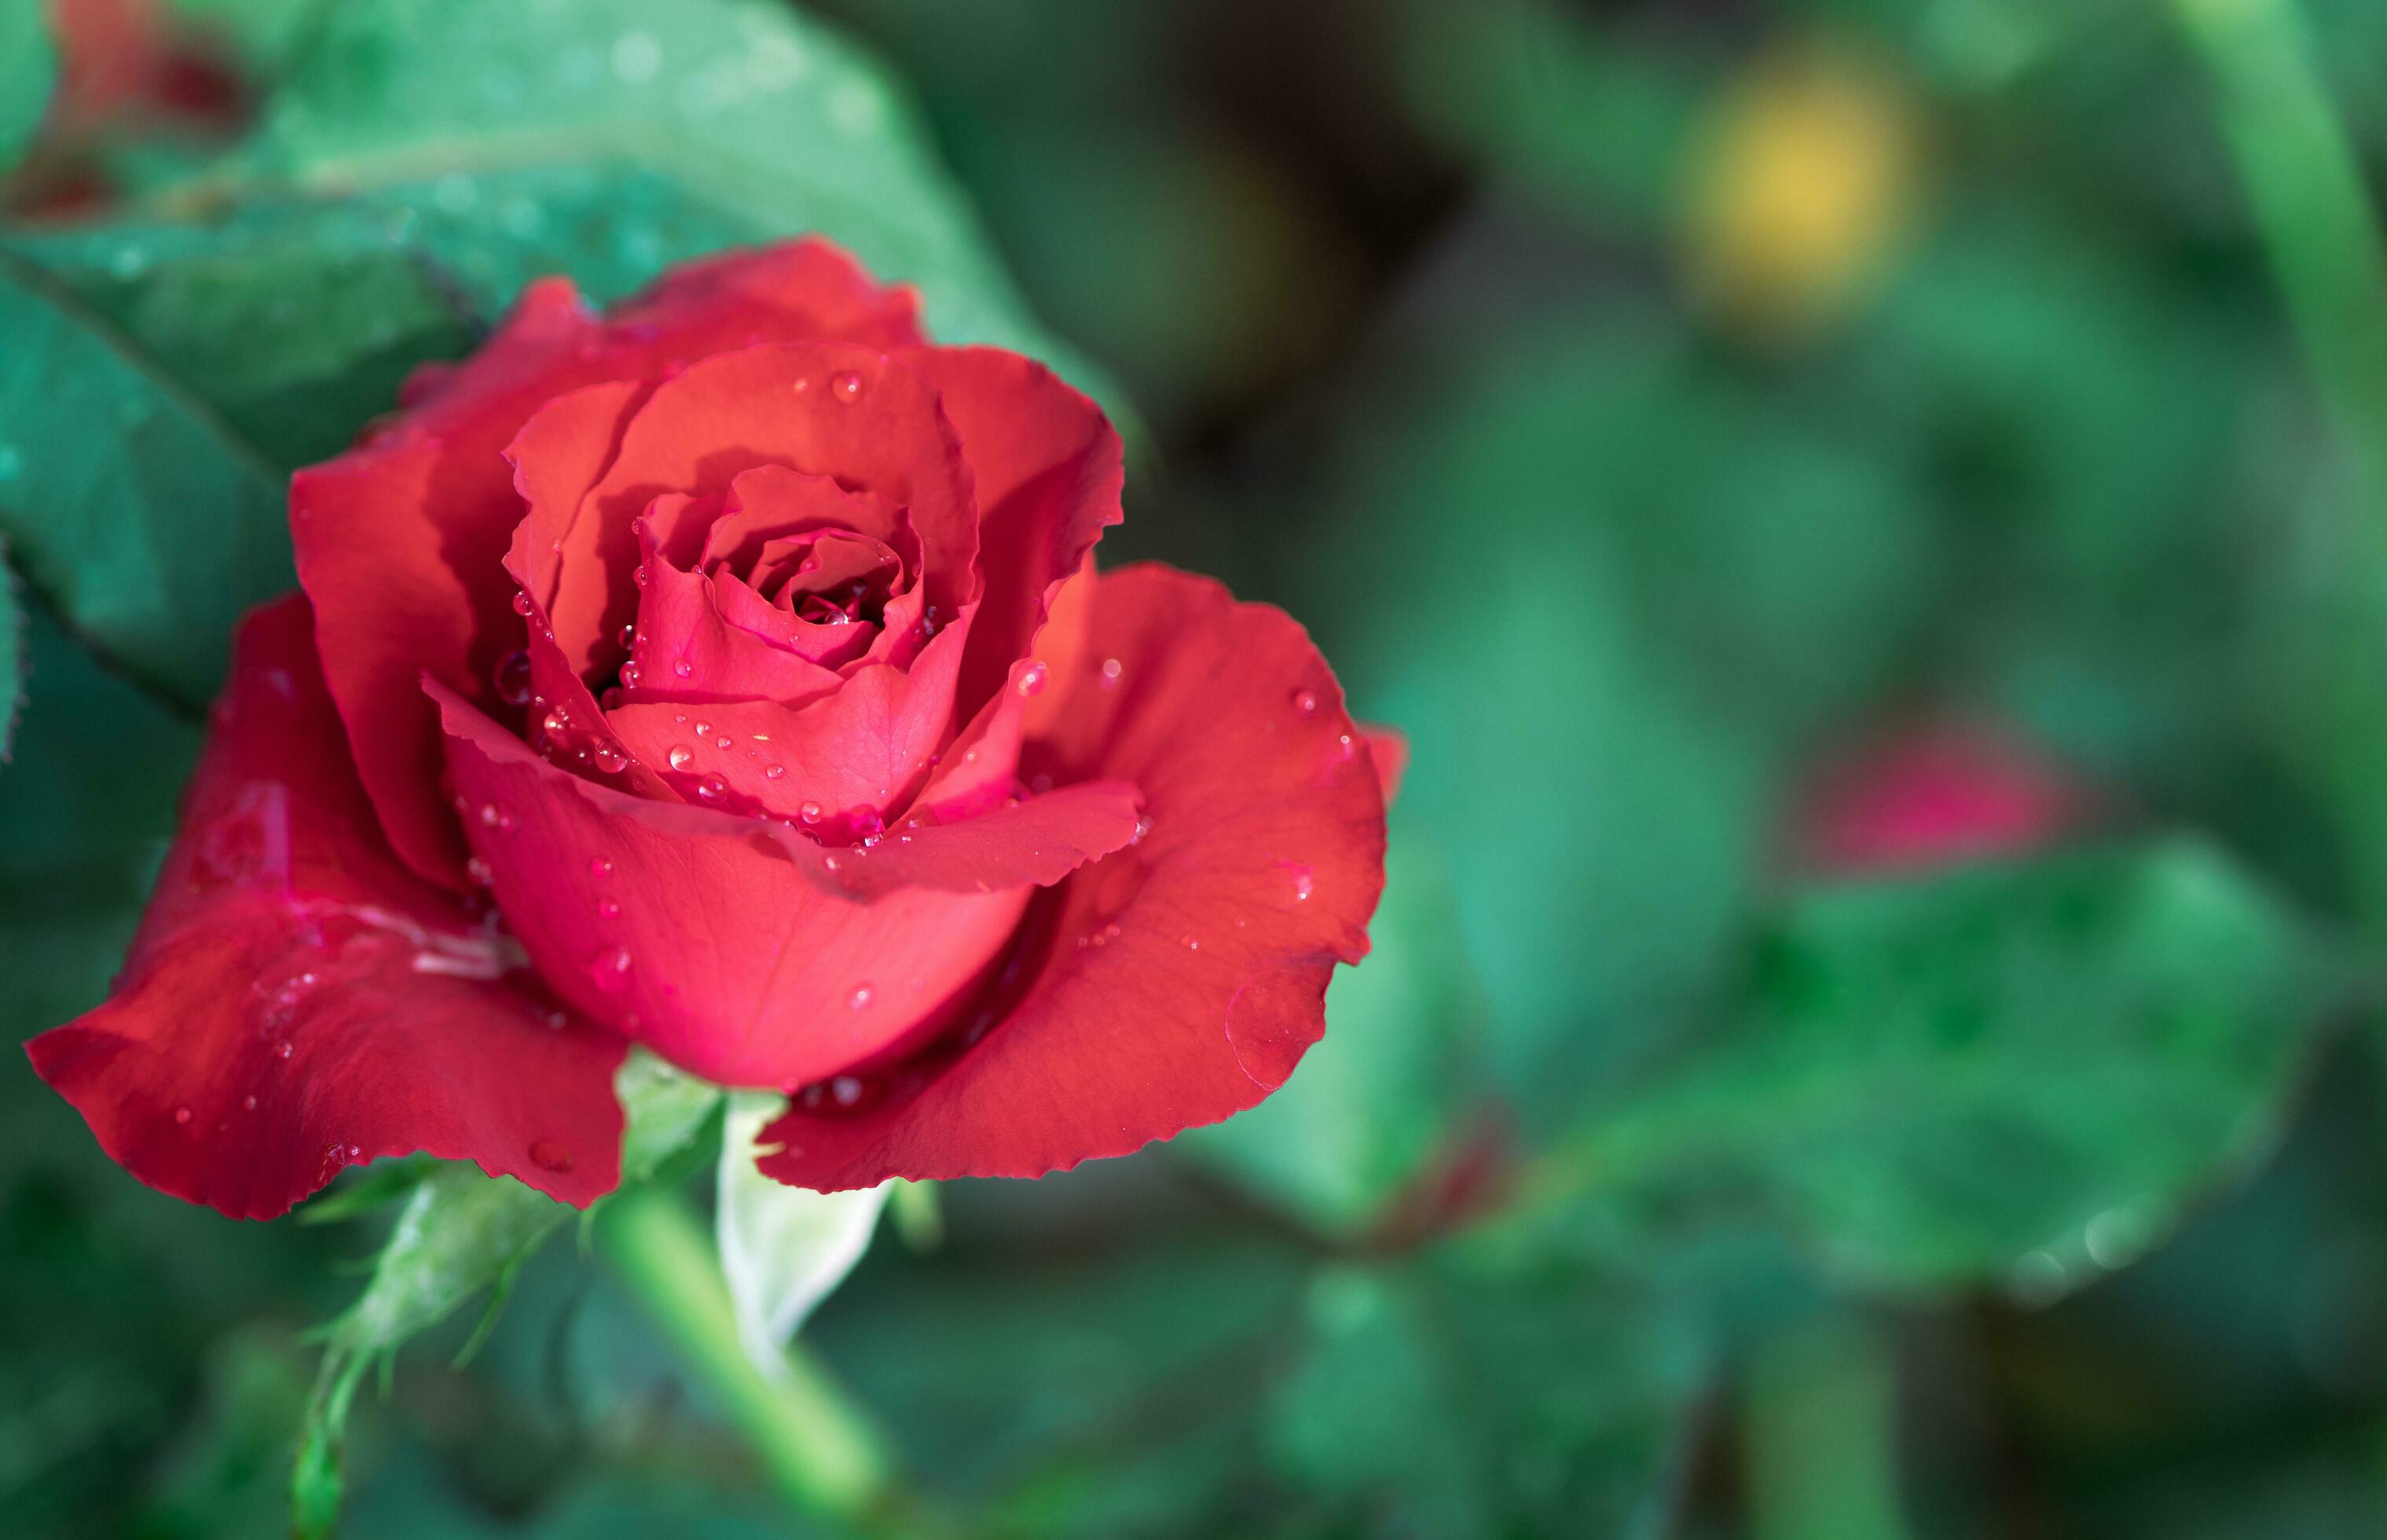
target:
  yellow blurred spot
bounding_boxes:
[1680,42,1922,339]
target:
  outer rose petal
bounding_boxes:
[900,349,1125,724]
[433,685,1141,1090]
[293,240,921,887]
[757,564,1389,1190]
[24,598,629,1219]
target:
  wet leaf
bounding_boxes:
[0,253,288,707]
[1499,839,2345,1296]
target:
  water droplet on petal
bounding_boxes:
[632,563,650,588]
[1099,657,1124,688]
[1017,662,1047,697]
[673,658,694,678]
[764,764,785,780]
[1131,813,1153,845]
[591,742,629,775]
[597,898,621,919]
[1182,934,1201,951]
[848,984,875,1012]
[830,1075,865,1106]
[668,745,694,770]
[590,944,632,991]
[618,622,636,650]
[243,1094,258,1111]
[590,856,614,879]
[541,706,570,740]
[174,1105,192,1125]
[620,660,642,688]
[467,856,494,886]
[1292,688,1320,717]
[493,650,534,706]
[696,773,726,802]
[1292,871,1314,902]
[275,1040,294,1059]
[799,801,823,823]
[512,591,534,617]
[530,1138,576,1172]
[830,370,864,404]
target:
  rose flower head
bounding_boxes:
[29,240,1394,1216]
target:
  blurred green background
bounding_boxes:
[14,0,2387,1534]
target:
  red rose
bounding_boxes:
[28,240,1392,1217]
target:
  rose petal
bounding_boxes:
[295,240,922,887]
[434,684,1138,1090]
[757,564,1388,1190]
[1361,725,1409,803]
[607,612,971,821]
[900,349,1124,724]
[540,345,977,688]
[625,514,853,701]
[25,597,628,1219]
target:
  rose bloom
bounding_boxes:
[28,241,1392,1217]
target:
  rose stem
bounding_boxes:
[595,1182,897,1528]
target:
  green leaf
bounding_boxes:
[0,253,291,708]
[0,0,57,170]
[1300,314,1931,1118]
[290,1050,719,1539]
[714,1092,886,1377]
[1497,839,2345,1296]
[163,0,1085,372]
[6,213,480,468]
[1267,1260,1708,1538]
[1175,816,1483,1235]
[0,537,21,761]
[0,602,201,1042]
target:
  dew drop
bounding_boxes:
[1131,813,1153,845]
[715,735,732,749]
[243,1094,258,1111]
[1182,934,1201,951]
[618,622,637,650]
[764,764,786,780]
[1293,871,1315,902]
[849,984,874,1010]
[591,742,629,774]
[1099,656,1124,688]
[673,658,694,678]
[529,1138,576,1172]
[1018,662,1048,697]
[512,591,534,617]
[1292,688,1320,717]
[829,370,864,404]
[589,856,614,879]
[598,899,621,919]
[799,801,823,823]
[275,1040,294,1059]
[620,660,642,688]
[174,1105,193,1125]
[467,856,494,886]
[493,650,534,706]
[830,1074,865,1106]
[632,563,651,588]
[541,706,570,740]
[694,720,712,736]
[668,745,694,770]
[590,944,633,992]
[696,773,727,803]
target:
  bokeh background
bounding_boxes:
[10,0,2387,1534]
